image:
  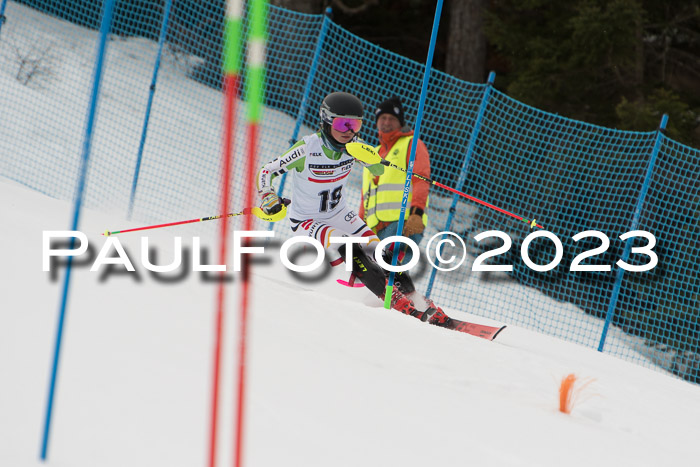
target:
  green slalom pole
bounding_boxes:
[234,1,268,467]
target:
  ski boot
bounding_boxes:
[341,244,421,318]
[380,249,416,295]
[379,249,441,322]
[428,307,453,328]
[411,295,438,323]
[383,287,421,318]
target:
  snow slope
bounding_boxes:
[2,177,700,467]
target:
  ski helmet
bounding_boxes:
[319,92,363,149]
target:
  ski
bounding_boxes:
[335,266,506,341]
[442,317,506,341]
[412,308,506,341]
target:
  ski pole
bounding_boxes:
[102,203,287,236]
[346,142,542,229]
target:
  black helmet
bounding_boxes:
[319,92,363,150]
[320,92,364,123]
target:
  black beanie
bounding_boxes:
[375,96,405,127]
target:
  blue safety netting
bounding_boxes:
[1,0,698,383]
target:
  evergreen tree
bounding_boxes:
[485,0,700,146]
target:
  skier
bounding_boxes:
[255,91,447,324]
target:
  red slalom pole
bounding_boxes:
[209,73,239,467]
[209,0,247,464]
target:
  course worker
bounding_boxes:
[359,96,430,265]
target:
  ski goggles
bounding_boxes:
[331,117,362,133]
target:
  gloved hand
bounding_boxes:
[403,213,425,236]
[260,191,283,215]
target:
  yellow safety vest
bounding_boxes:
[362,136,429,230]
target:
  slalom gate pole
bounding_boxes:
[271,6,332,228]
[0,0,9,37]
[384,0,445,310]
[40,0,117,460]
[209,0,244,466]
[127,0,173,219]
[235,2,268,466]
[425,72,497,298]
[597,114,667,352]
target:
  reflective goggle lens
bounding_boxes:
[331,117,362,133]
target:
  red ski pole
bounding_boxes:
[102,204,287,236]
[346,142,542,229]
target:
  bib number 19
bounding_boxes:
[319,186,342,212]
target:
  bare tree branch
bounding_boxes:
[5,32,58,86]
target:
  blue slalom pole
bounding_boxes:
[425,71,496,298]
[597,114,668,352]
[289,7,332,147]
[384,0,444,308]
[40,0,117,460]
[271,6,332,230]
[0,0,9,37]
[127,0,173,219]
